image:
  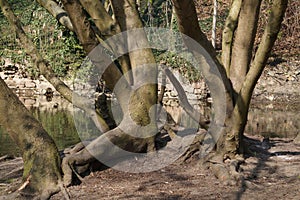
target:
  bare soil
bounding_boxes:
[49,136,300,200]
[1,135,299,199]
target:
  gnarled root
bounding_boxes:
[62,127,151,186]
[208,154,245,185]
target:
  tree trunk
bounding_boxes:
[60,0,159,184]
[221,0,242,75]
[230,0,262,93]
[171,0,288,181]
[223,0,288,158]
[78,0,133,84]
[0,77,64,199]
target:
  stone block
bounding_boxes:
[25,80,36,88]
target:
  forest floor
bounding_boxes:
[1,133,300,200]
[49,134,300,200]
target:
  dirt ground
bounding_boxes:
[48,135,300,200]
[1,134,299,200]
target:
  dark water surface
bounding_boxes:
[0,101,299,157]
[0,107,80,157]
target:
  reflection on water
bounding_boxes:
[165,102,299,139]
[0,107,80,157]
[0,100,299,157]
[246,103,300,138]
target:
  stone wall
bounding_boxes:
[0,61,68,109]
[1,61,210,109]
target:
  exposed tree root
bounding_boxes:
[208,154,245,185]
[62,127,150,186]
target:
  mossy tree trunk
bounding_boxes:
[60,0,158,185]
[172,0,288,180]
[0,78,63,199]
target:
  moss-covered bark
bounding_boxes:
[0,77,63,199]
[172,0,288,163]
[221,0,242,75]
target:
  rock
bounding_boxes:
[182,84,194,93]
[187,93,198,100]
[17,89,36,97]
[4,79,16,88]
[24,98,36,106]
[165,83,174,91]
[194,88,202,94]
[293,133,300,145]
[170,90,178,97]
[170,100,179,107]
[25,80,36,88]
[192,82,201,89]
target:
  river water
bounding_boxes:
[0,99,299,157]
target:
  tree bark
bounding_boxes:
[61,0,128,97]
[111,0,158,128]
[36,0,74,31]
[61,0,160,184]
[212,0,218,48]
[230,0,262,93]
[223,0,288,157]
[0,77,63,199]
[221,0,242,76]
[78,0,133,84]
[171,0,235,129]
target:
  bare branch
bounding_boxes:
[212,0,218,48]
[36,0,74,31]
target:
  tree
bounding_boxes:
[0,75,64,198]
[0,0,288,198]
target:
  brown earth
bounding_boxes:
[1,134,300,200]
[49,135,300,200]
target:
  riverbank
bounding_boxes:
[1,134,299,199]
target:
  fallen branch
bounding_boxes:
[17,175,31,191]
[0,165,23,181]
